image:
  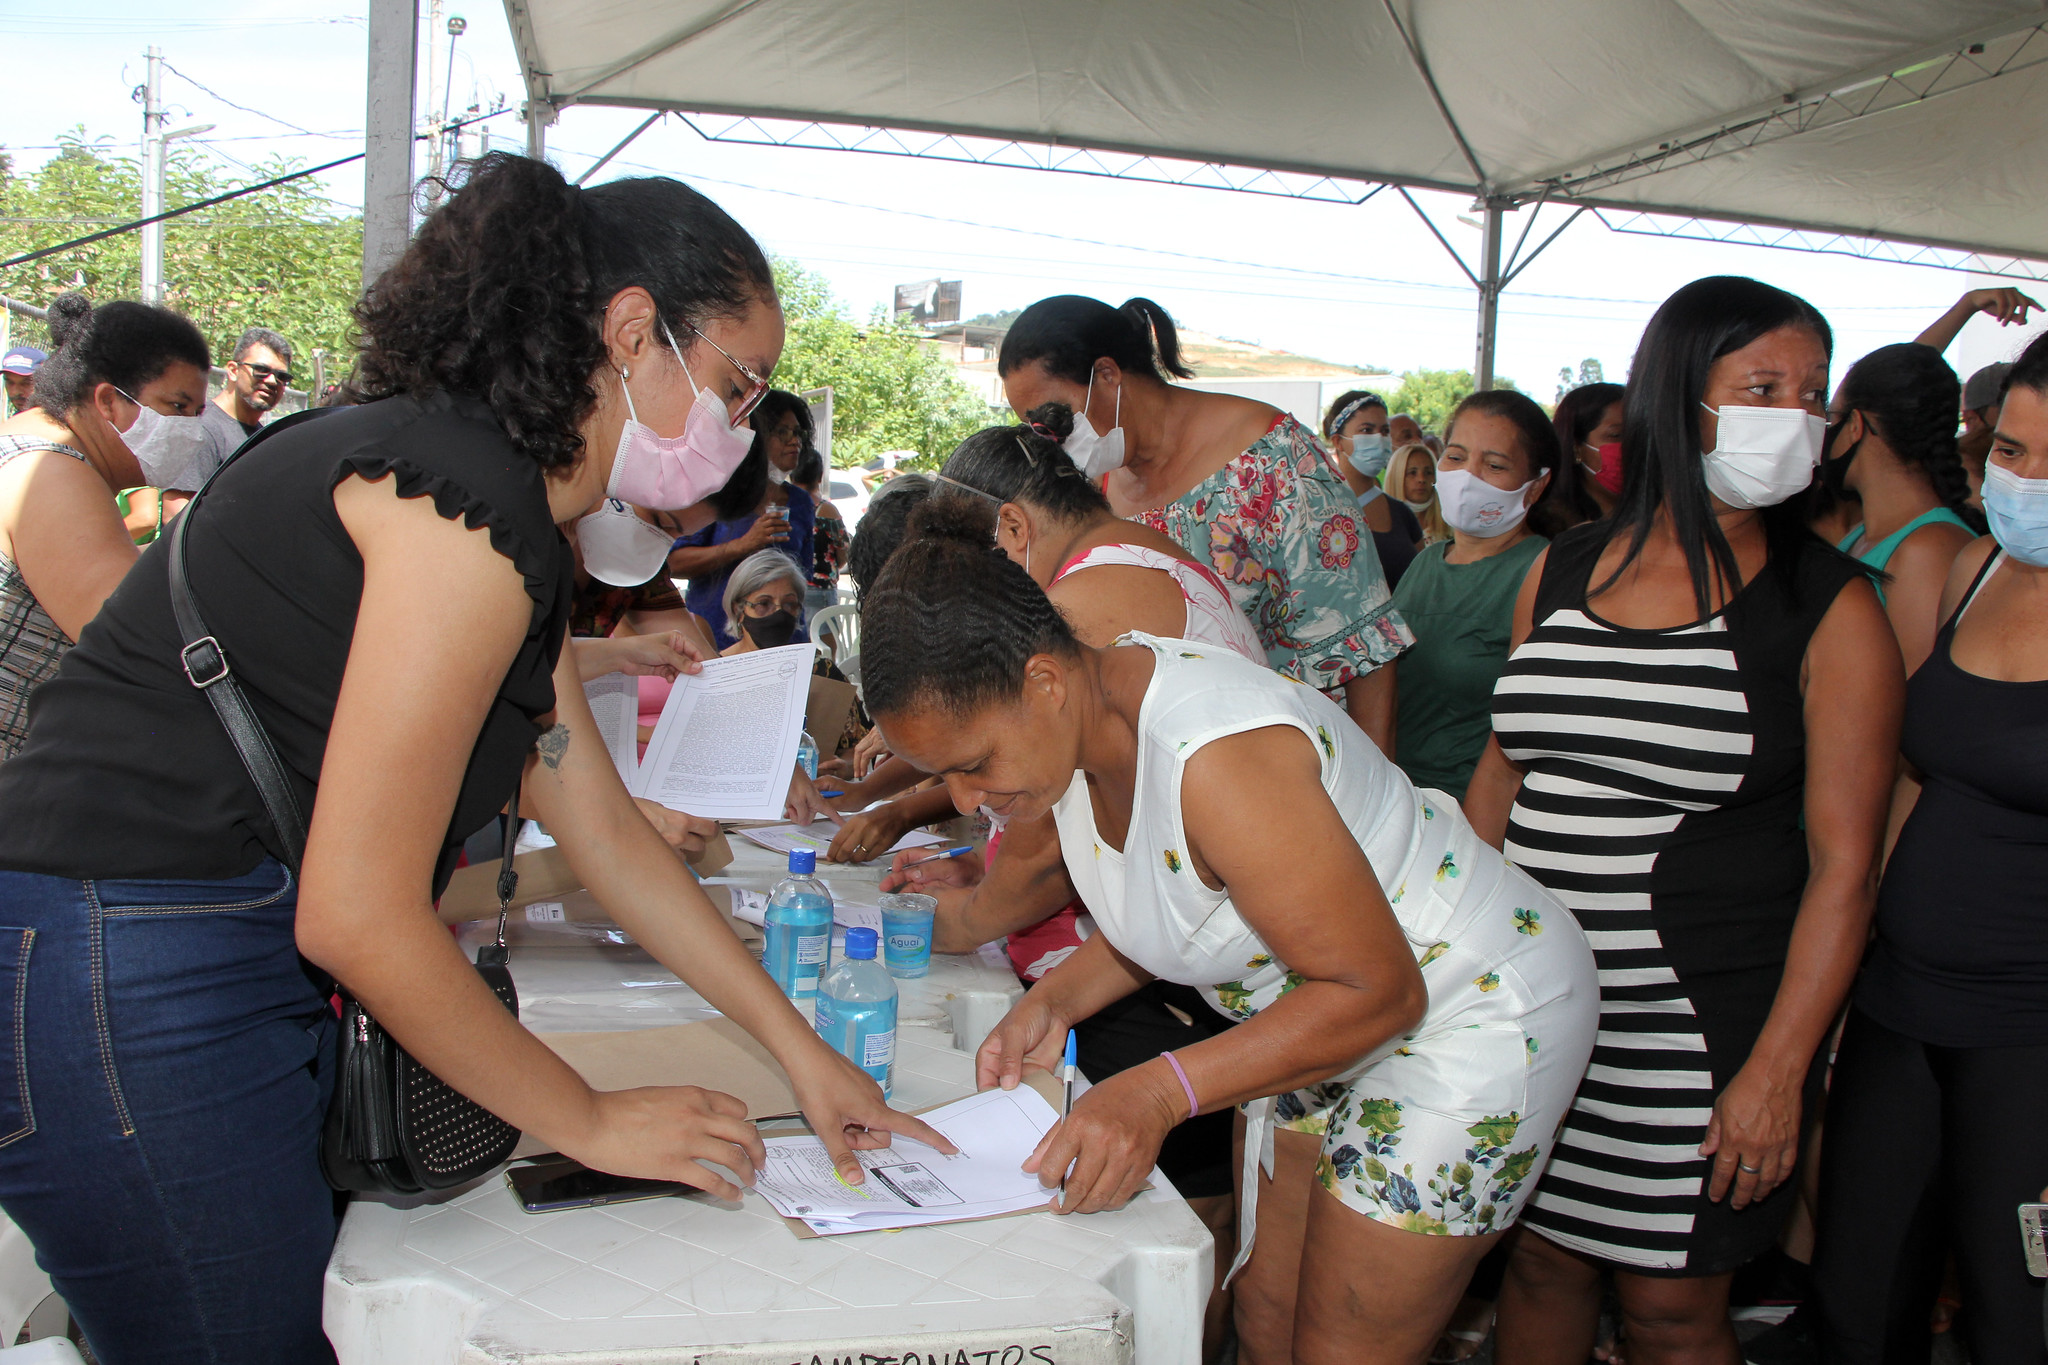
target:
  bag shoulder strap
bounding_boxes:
[164,406,349,873]
[167,486,311,872]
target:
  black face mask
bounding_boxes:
[741,609,799,649]
[1820,417,1860,497]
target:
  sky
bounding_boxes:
[7,0,2044,398]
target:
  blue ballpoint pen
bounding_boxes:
[900,844,974,868]
[1060,1030,1078,1201]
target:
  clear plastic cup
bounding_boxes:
[878,893,937,979]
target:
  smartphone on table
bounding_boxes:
[507,1157,691,1214]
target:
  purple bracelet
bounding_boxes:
[1160,1050,1200,1119]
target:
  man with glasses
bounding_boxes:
[176,327,295,507]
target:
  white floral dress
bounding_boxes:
[1050,635,1597,1273]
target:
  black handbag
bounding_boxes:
[165,423,524,1196]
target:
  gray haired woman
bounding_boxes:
[721,548,810,655]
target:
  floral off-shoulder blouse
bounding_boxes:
[1136,414,1412,692]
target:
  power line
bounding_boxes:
[0,109,511,272]
[163,62,332,139]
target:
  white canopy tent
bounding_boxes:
[364,1,2048,385]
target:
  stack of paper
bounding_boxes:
[726,887,883,934]
[751,1087,1061,1235]
[735,817,945,864]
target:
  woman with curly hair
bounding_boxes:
[0,154,944,1363]
[999,296,1412,751]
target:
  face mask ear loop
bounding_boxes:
[1112,378,1122,432]
[616,366,640,425]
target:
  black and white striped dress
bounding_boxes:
[1491,524,1861,1275]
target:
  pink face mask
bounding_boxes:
[607,325,755,511]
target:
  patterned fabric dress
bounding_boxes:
[1137,415,1412,693]
[0,437,90,760]
[1491,524,1863,1274]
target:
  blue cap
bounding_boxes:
[1,347,46,376]
[787,849,816,875]
[845,927,878,959]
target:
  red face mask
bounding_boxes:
[1592,442,1624,497]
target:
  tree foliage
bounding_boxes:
[1386,367,1523,434]
[770,260,1004,470]
[0,132,362,374]
[1555,357,1605,401]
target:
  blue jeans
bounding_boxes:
[0,860,338,1363]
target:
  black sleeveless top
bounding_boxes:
[0,392,573,895]
[1859,548,2048,1047]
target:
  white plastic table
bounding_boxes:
[482,835,1026,1053]
[324,849,1210,1364]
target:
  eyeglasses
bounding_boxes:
[683,325,769,423]
[740,591,803,617]
[241,362,292,386]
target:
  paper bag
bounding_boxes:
[512,1017,802,1159]
[805,675,857,757]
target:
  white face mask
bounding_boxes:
[576,496,676,587]
[1346,432,1393,479]
[1434,467,1543,539]
[1061,373,1125,480]
[1698,402,1824,510]
[114,388,213,490]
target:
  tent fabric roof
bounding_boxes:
[505,0,2048,262]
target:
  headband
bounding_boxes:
[1326,392,1386,438]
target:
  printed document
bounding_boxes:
[751,1086,1061,1235]
[633,645,812,821]
[582,672,640,785]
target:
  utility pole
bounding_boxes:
[362,0,419,285]
[424,0,445,185]
[138,47,166,306]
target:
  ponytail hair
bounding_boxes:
[932,423,1111,529]
[997,294,1194,385]
[1836,343,1969,513]
[31,291,210,415]
[350,152,775,472]
[861,502,1080,720]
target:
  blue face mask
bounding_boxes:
[1983,463,2048,567]
[1346,432,1393,479]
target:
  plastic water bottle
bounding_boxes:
[764,850,833,1023]
[815,927,897,1096]
[796,730,819,781]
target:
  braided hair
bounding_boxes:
[930,422,1110,533]
[860,497,1080,719]
[1835,343,1970,512]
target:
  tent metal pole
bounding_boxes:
[362,0,418,288]
[1474,201,1504,391]
[574,112,663,185]
[526,102,550,159]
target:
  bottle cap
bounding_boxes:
[844,927,878,959]
[788,849,816,875]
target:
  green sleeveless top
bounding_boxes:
[1836,507,1975,602]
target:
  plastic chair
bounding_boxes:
[0,1341,84,1363]
[809,605,862,694]
[0,1206,62,1349]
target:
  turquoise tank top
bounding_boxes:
[1836,507,1975,602]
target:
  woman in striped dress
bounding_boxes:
[1463,277,1902,1363]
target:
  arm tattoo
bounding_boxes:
[536,723,571,770]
